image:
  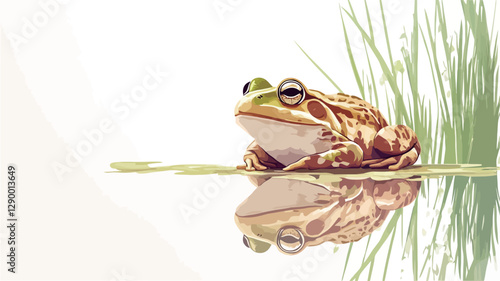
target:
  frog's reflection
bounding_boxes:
[235,176,421,255]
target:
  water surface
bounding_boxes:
[109,162,499,280]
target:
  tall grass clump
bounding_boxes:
[298,0,499,280]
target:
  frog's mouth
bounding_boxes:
[236,114,334,166]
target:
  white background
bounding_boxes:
[1,0,499,280]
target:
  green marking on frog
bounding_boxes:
[246,237,271,253]
[249,77,272,92]
[250,224,277,242]
[245,78,282,107]
[251,89,281,106]
[321,150,341,162]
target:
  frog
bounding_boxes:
[235,176,421,254]
[235,78,421,171]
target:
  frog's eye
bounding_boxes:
[243,81,251,95]
[243,235,250,248]
[278,80,305,105]
[277,227,305,254]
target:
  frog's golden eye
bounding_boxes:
[277,227,305,254]
[278,80,306,105]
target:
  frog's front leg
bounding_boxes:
[239,141,285,171]
[283,141,363,171]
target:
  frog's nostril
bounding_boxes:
[243,81,251,95]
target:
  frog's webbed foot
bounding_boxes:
[283,141,363,171]
[241,153,268,171]
[237,141,284,171]
[368,147,420,170]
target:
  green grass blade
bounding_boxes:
[382,227,397,281]
[379,0,395,76]
[341,6,365,98]
[350,210,402,281]
[363,40,380,108]
[362,234,372,263]
[342,8,409,125]
[295,42,344,93]
[367,261,375,281]
[342,243,354,281]
[363,0,374,40]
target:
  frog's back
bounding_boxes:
[318,93,390,159]
[325,93,389,128]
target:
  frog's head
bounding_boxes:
[235,77,338,127]
[234,78,345,166]
[234,177,345,255]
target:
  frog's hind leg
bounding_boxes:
[369,125,421,170]
[283,141,364,171]
[368,148,420,170]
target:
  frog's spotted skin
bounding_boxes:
[235,177,421,254]
[235,78,421,171]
